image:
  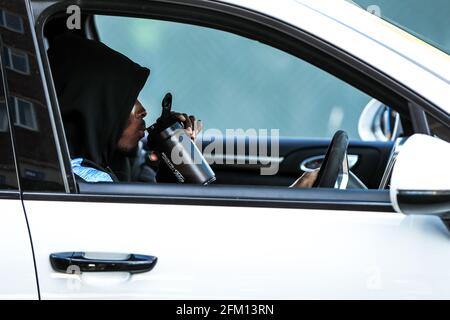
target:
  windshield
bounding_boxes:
[347,0,450,55]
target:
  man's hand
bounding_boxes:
[172,112,203,140]
[289,169,319,188]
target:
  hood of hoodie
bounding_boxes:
[48,33,150,170]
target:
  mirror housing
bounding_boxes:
[390,134,450,216]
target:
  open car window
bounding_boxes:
[43,10,408,194]
[95,15,377,140]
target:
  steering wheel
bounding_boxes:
[313,130,350,189]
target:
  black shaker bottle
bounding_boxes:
[146,93,216,185]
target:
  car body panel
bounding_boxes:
[25,199,450,299]
[0,199,38,299]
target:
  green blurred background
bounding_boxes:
[95,0,449,140]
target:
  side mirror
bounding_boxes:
[358,99,402,141]
[390,134,450,216]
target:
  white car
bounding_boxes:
[0,0,449,299]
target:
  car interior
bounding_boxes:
[40,8,424,201]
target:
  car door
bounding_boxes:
[22,0,450,299]
[0,4,38,297]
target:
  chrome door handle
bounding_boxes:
[50,252,157,274]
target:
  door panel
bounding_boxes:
[26,199,450,299]
[203,136,393,188]
[0,198,38,299]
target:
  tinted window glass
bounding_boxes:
[0,57,18,190]
[0,0,65,191]
[0,102,7,130]
[2,46,9,66]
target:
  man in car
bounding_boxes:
[48,33,317,187]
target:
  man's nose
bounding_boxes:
[136,108,147,119]
[141,105,148,116]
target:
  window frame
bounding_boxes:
[29,0,449,211]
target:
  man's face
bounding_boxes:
[117,100,147,153]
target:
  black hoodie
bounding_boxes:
[48,34,150,181]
